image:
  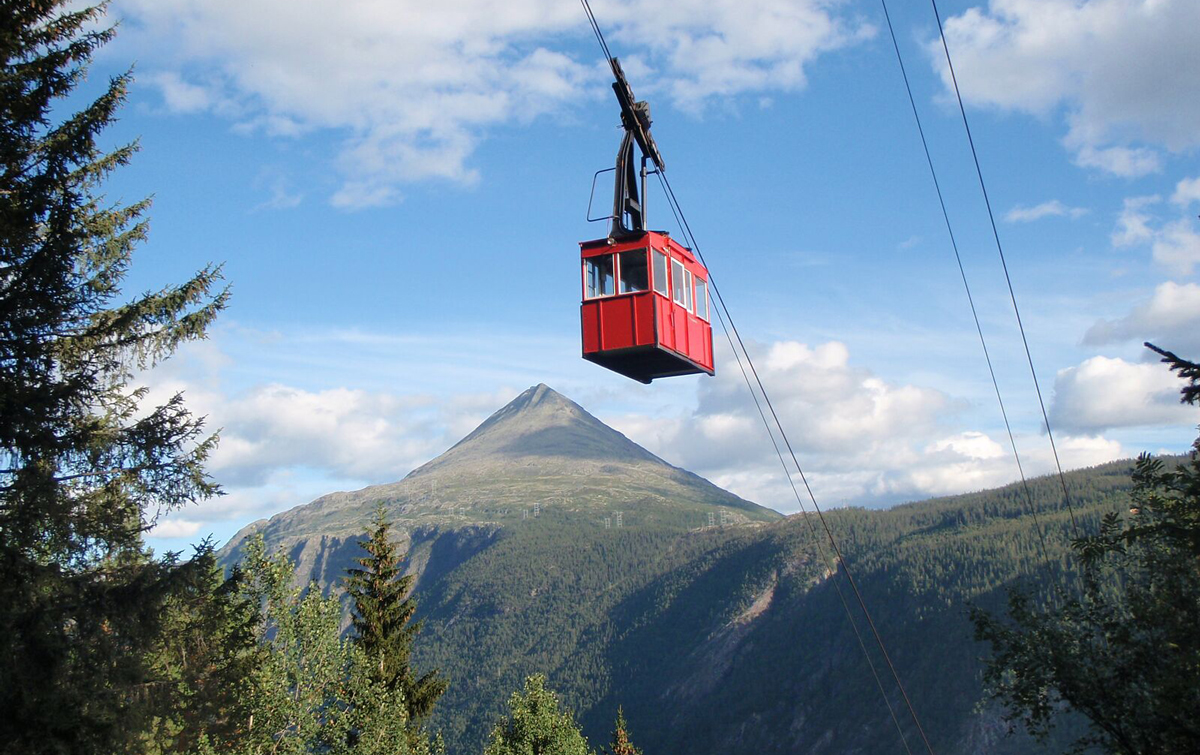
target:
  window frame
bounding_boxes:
[671,258,691,310]
[652,249,670,297]
[694,276,709,321]
[583,253,616,299]
[617,247,650,295]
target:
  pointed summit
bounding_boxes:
[507,383,563,410]
[422,384,657,472]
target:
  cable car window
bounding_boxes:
[695,277,709,321]
[618,249,649,294]
[652,250,669,296]
[585,254,615,298]
[671,259,690,309]
[684,269,694,312]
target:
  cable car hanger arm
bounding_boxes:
[608,57,664,240]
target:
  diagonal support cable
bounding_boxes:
[879,0,1051,564]
[929,0,1079,536]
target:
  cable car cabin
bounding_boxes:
[580,231,714,383]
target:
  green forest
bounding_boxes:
[2,4,1198,755]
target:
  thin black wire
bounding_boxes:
[579,0,616,71]
[658,169,936,755]
[878,0,1050,565]
[929,0,1079,536]
[578,1,934,749]
[651,168,913,754]
[654,169,914,755]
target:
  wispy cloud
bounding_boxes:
[1112,195,1160,247]
[1172,176,1200,208]
[1111,189,1200,275]
[1005,199,1088,223]
[251,171,304,212]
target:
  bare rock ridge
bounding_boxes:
[219,384,780,575]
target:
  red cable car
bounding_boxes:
[580,59,715,384]
[581,232,713,383]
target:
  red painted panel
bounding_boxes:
[703,322,713,367]
[674,307,689,355]
[635,294,655,345]
[656,295,673,351]
[600,296,634,351]
[581,302,600,353]
[688,316,705,366]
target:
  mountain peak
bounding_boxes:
[494,383,571,416]
[219,383,779,561]
[413,384,656,473]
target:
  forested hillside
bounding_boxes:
[410,459,1135,754]
[225,383,1144,753]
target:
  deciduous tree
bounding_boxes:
[485,674,593,755]
[218,536,442,755]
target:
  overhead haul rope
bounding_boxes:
[655,168,936,755]
[877,0,1051,565]
[576,2,936,751]
[928,0,1079,537]
[653,170,916,755]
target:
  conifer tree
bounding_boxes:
[345,505,448,722]
[141,543,263,754]
[606,707,643,755]
[973,343,1200,754]
[0,2,227,752]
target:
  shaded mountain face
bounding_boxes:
[219,384,778,581]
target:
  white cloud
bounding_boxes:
[931,0,1200,177]
[133,330,1167,538]
[898,432,1123,501]
[1085,281,1200,354]
[1050,355,1199,433]
[609,339,1126,510]
[145,71,222,114]
[1151,220,1200,276]
[113,0,867,206]
[1005,199,1088,223]
[147,518,203,539]
[1071,143,1161,178]
[1173,176,1200,208]
[1109,190,1200,275]
[136,338,518,496]
[1111,195,1159,247]
[202,384,438,485]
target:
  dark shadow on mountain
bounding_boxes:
[415,525,504,591]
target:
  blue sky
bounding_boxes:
[88,0,1200,551]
